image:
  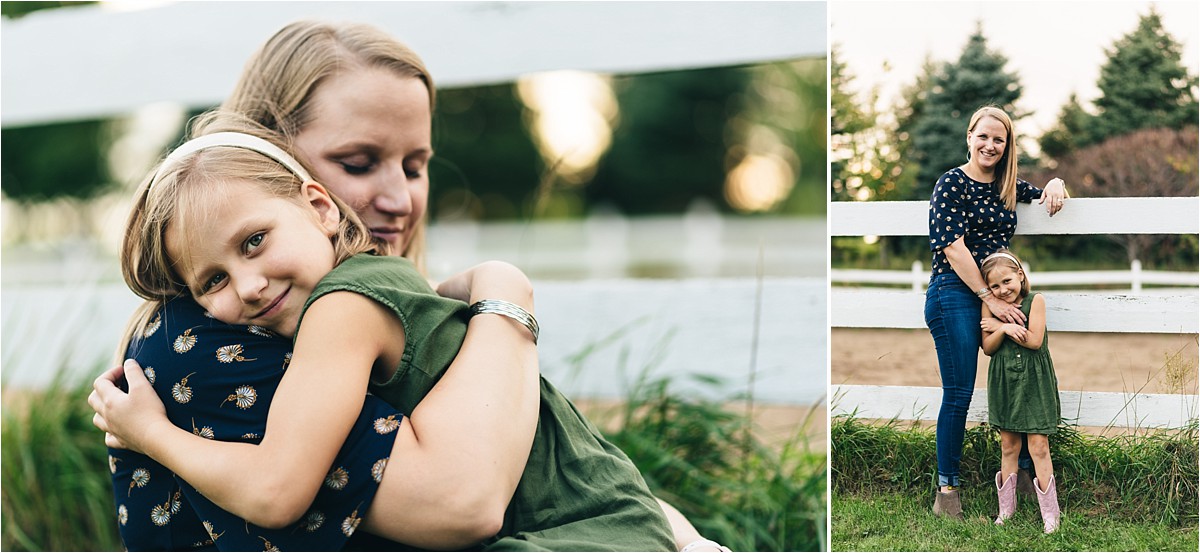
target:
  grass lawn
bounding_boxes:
[833,489,1199,552]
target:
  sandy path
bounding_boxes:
[832,328,1199,394]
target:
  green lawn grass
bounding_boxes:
[832,414,1199,551]
[833,490,1199,552]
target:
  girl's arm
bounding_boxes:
[980,303,1011,355]
[94,292,392,529]
[942,236,1026,325]
[1008,294,1046,351]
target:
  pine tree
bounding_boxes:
[910,23,1023,190]
[1090,8,1199,143]
[1038,93,1092,160]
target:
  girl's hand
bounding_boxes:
[1001,323,1029,343]
[984,295,1027,325]
[1038,177,1068,217]
[980,316,1005,334]
[88,359,170,454]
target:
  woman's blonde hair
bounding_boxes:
[967,106,1019,211]
[980,248,1030,298]
[117,112,378,359]
[223,20,435,272]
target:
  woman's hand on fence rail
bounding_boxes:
[1038,177,1068,217]
[89,359,170,454]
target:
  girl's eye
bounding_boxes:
[244,232,265,254]
[201,273,226,295]
[338,157,375,175]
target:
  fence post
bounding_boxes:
[911,260,923,291]
[585,208,629,278]
[685,199,722,277]
[1131,259,1142,293]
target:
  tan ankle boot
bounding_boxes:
[933,488,963,520]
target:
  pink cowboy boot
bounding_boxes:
[1034,475,1061,533]
[994,471,1017,525]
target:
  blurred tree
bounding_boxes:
[746,58,826,216]
[428,84,544,221]
[1089,9,1199,145]
[1,120,111,201]
[1027,126,1198,265]
[911,24,1024,191]
[1,1,93,20]
[830,43,876,202]
[892,55,936,201]
[588,66,751,215]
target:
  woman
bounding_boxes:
[94,20,715,551]
[923,105,1067,519]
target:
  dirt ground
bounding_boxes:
[832,328,1199,394]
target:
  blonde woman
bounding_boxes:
[924,106,1067,519]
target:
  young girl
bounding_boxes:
[91,119,679,551]
[980,249,1061,533]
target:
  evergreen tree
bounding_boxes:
[910,24,1023,190]
[1038,93,1092,160]
[1090,9,1199,144]
[830,44,876,201]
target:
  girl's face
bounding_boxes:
[966,116,1007,173]
[293,67,432,256]
[166,180,341,337]
[985,265,1025,305]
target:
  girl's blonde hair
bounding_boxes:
[967,106,1020,211]
[223,20,435,273]
[980,248,1030,298]
[117,112,378,360]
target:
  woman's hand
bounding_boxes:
[88,359,170,454]
[1038,177,1068,217]
[1001,323,1030,344]
[984,295,1027,326]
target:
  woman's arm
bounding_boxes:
[364,261,539,534]
[942,236,1026,325]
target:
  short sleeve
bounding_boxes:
[1017,179,1043,203]
[929,172,968,252]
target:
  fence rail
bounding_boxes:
[2,278,826,406]
[832,196,1200,429]
[831,260,1199,292]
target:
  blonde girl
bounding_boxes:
[980,248,1062,533]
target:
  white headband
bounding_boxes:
[149,131,311,188]
[984,251,1021,267]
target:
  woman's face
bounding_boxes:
[293,67,432,256]
[966,115,1008,172]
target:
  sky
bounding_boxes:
[830,0,1200,140]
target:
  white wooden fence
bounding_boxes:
[832,260,1199,293]
[830,197,1200,428]
[0,2,828,406]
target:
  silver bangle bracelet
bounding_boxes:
[469,299,539,344]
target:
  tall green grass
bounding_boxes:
[602,374,827,552]
[2,375,123,551]
[831,415,1198,527]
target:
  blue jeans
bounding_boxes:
[925,273,982,488]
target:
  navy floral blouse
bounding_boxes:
[108,296,404,551]
[927,167,1044,276]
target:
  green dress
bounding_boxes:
[987,293,1061,435]
[301,254,675,552]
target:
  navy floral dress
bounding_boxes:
[108,296,403,551]
[927,167,1044,273]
